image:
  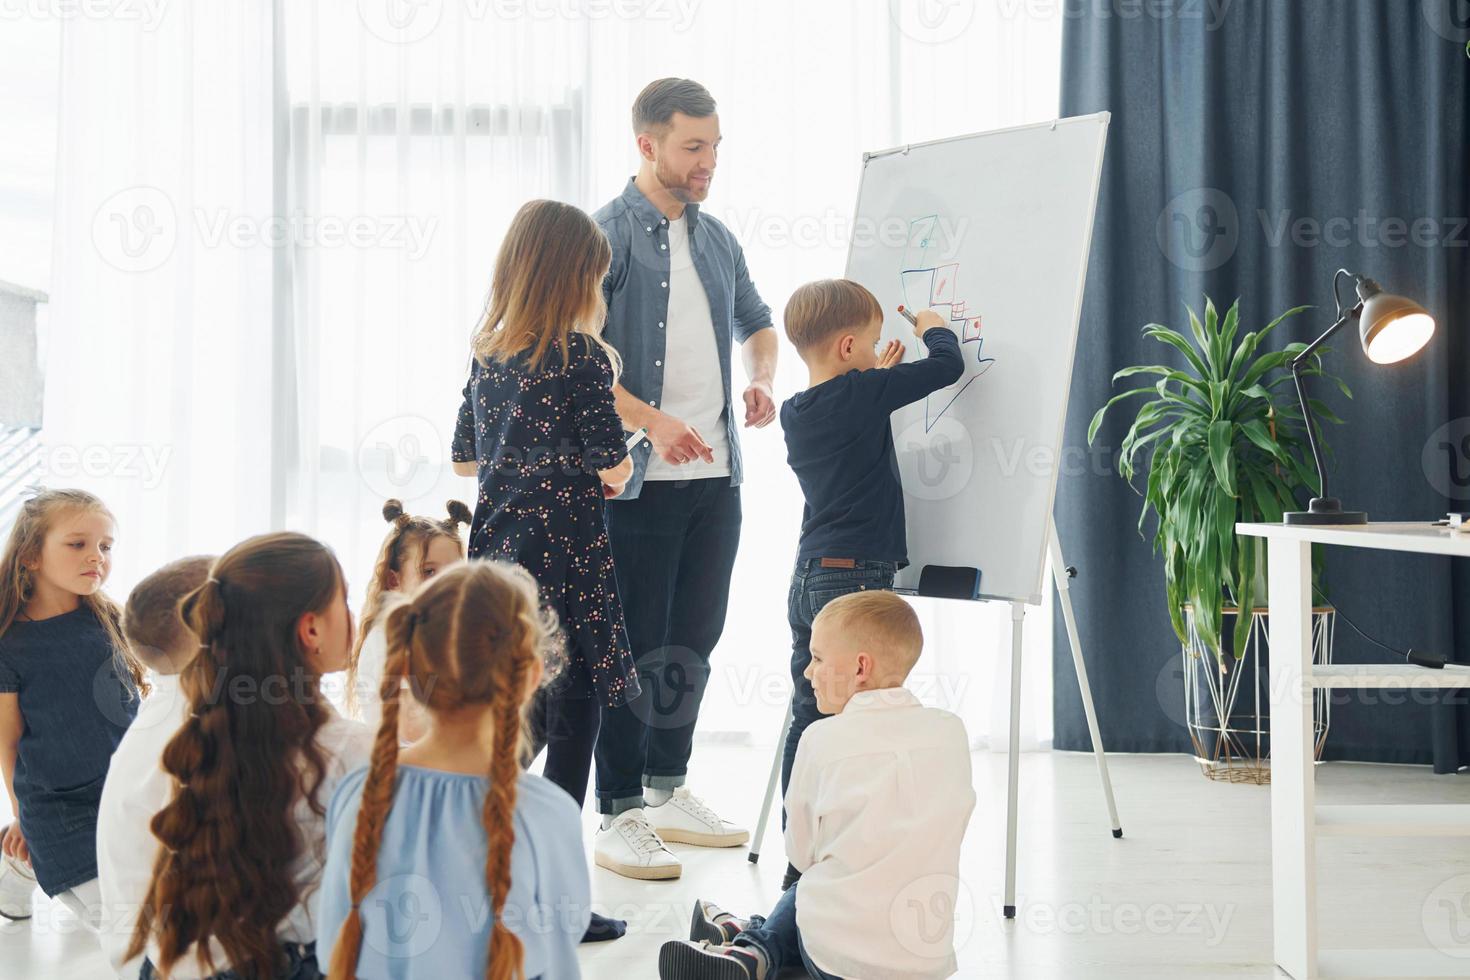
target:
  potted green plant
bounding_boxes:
[1088,298,1349,778]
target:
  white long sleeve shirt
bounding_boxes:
[96,676,371,978]
[785,687,976,980]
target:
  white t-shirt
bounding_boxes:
[643,212,732,482]
[785,687,976,980]
[96,678,372,979]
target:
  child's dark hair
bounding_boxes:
[328,560,556,980]
[345,498,470,717]
[126,531,345,979]
[784,278,884,352]
[0,487,146,696]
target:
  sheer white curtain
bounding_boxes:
[45,6,277,580]
[47,0,1061,749]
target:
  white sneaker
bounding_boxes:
[0,853,36,921]
[595,808,682,880]
[649,788,750,847]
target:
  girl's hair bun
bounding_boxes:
[445,500,472,528]
[381,500,406,522]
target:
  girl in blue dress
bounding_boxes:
[0,488,144,927]
[318,560,591,980]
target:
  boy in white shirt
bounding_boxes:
[95,555,213,977]
[658,590,977,980]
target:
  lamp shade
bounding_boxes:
[1359,290,1435,364]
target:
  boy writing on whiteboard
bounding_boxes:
[657,590,976,980]
[773,278,963,889]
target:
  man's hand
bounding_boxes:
[876,339,906,369]
[2,822,29,865]
[648,412,715,465]
[743,380,776,428]
[913,309,947,338]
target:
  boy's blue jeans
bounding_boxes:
[781,557,898,816]
[733,883,840,979]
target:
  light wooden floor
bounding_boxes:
[3,749,1468,979]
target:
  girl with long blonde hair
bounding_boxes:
[317,560,590,979]
[0,488,144,927]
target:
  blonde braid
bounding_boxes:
[483,654,527,980]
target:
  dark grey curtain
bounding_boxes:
[1054,0,1470,769]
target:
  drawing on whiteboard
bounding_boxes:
[899,214,997,432]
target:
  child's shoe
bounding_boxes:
[688,898,749,945]
[0,853,36,921]
[658,940,765,980]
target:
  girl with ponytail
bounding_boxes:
[345,498,470,737]
[0,488,143,927]
[125,532,372,979]
[318,560,591,980]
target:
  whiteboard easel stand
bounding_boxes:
[748,514,1123,920]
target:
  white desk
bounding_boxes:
[1236,522,1470,979]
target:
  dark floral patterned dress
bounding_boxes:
[452,333,640,708]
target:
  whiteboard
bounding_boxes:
[844,113,1109,605]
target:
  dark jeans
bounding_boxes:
[733,883,840,980]
[595,478,742,815]
[142,941,318,979]
[781,558,898,819]
[526,688,600,809]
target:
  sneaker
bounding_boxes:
[658,940,765,980]
[0,853,36,921]
[595,808,682,880]
[688,898,749,945]
[649,788,750,847]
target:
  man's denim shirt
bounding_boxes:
[593,178,773,500]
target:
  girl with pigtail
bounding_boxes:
[345,498,471,737]
[125,532,372,980]
[317,560,590,980]
[0,488,145,927]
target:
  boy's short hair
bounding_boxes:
[784,279,884,353]
[123,555,215,669]
[632,78,717,137]
[813,589,923,678]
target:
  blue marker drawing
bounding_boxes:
[899,214,997,432]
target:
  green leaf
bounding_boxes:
[1207,420,1238,496]
[1143,324,1211,380]
[1087,388,1154,445]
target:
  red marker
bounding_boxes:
[897,305,919,326]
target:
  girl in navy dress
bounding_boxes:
[452,199,637,943]
[0,488,145,928]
